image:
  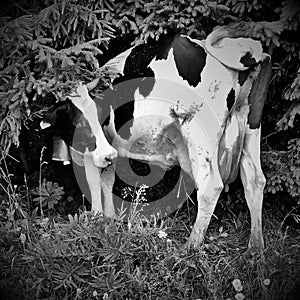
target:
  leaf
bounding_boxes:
[68,213,74,225]
[5,117,15,131]
[61,0,66,15]
[32,180,64,209]
[10,91,21,103]
[88,11,93,27]
[73,16,78,31]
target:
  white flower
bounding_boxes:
[103,293,109,300]
[235,292,245,300]
[76,288,82,295]
[92,291,98,297]
[220,232,229,238]
[232,279,243,292]
[20,233,26,244]
[158,230,167,239]
[263,278,271,286]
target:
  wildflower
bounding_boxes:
[220,232,229,238]
[92,291,98,297]
[103,293,109,300]
[76,288,82,295]
[165,205,172,214]
[158,230,167,239]
[235,292,245,300]
[263,278,271,286]
[166,238,172,251]
[121,186,133,198]
[67,196,74,202]
[232,279,243,292]
[20,233,26,244]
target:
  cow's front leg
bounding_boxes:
[83,154,103,213]
[101,164,116,219]
[240,126,265,256]
[187,156,223,248]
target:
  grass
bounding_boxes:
[0,198,300,300]
[1,152,299,300]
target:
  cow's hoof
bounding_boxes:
[105,210,116,219]
[185,232,204,250]
[241,247,265,262]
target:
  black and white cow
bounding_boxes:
[41,25,272,255]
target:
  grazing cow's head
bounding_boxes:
[40,82,118,169]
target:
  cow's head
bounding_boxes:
[40,80,118,168]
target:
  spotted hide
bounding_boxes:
[42,25,272,255]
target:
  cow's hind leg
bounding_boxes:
[187,156,223,248]
[240,126,265,255]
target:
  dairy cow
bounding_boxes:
[42,25,272,254]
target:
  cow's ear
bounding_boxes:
[172,36,207,87]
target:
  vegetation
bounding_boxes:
[0,0,299,199]
[1,186,300,300]
[0,0,300,299]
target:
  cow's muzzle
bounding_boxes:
[91,146,118,168]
